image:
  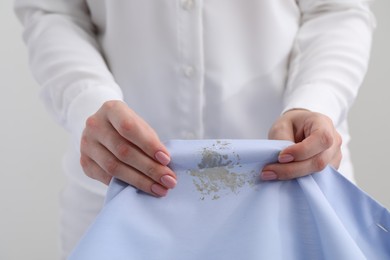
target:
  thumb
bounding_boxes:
[268,120,295,142]
[268,120,296,164]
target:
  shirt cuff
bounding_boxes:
[282,83,347,126]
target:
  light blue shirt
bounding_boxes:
[69,140,390,260]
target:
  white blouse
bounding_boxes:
[15,0,375,192]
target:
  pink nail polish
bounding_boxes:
[261,171,278,181]
[155,151,171,166]
[160,175,177,189]
[279,154,294,163]
[151,184,168,197]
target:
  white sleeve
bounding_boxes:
[14,0,123,144]
[283,0,375,126]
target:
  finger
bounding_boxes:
[268,118,295,141]
[99,124,177,189]
[83,114,177,189]
[279,127,334,163]
[103,101,171,165]
[329,133,343,169]
[267,118,296,164]
[83,142,168,197]
[261,149,334,180]
[330,149,342,169]
[80,154,112,185]
[117,168,169,197]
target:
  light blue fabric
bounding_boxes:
[69,140,390,260]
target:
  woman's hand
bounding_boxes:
[261,109,342,181]
[80,100,177,197]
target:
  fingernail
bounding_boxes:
[279,154,294,163]
[151,184,168,197]
[155,151,171,166]
[261,171,278,181]
[160,175,177,189]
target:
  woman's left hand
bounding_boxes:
[261,109,342,181]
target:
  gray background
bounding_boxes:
[1,0,389,259]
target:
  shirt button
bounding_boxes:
[181,0,195,11]
[183,66,195,78]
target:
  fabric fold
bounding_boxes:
[69,140,390,260]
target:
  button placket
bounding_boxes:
[177,0,204,138]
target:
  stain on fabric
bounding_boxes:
[189,141,256,200]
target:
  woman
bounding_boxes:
[15,0,375,258]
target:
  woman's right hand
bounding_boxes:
[80,100,177,197]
